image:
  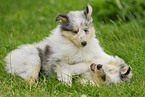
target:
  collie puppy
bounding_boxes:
[89,56,132,86]
[5,4,132,86]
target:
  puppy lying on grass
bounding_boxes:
[5,4,132,86]
[89,56,132,86]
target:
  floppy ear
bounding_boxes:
[84,4,92,19]
[55,14,68,24]
[120,66,132,82]
[121,66,131,75]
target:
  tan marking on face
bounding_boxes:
[62,31,73,37]
[62,26,95,47]
[87,14,91,20]
[62,31,81,47]
[62,30,79,47]
[62,31,74,40]
[60,17,67,23]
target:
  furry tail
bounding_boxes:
[5,44,41,80]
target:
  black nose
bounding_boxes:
[81,41,87,46]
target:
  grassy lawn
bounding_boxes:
[0,0,144,96]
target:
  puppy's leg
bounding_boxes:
[69,62,91,75]
[54,62,92,86]
[57,69,72,86]
[55,62,91,86]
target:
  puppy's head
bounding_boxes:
[55,4,95,47]
[90,57,132,85]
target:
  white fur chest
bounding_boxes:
[48,38,100,64]
[41,26,107,65]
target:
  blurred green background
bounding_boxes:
[92,0,145,22]
[0,0,144,96]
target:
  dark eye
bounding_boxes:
[84,29,89,33]
[102,75,106,81]
[74,31,78,34]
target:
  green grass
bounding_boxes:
[0,0,145,96]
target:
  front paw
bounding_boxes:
[57,72,72,86]
[79,79,98,86]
